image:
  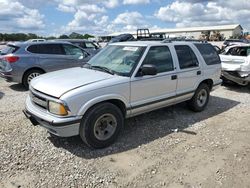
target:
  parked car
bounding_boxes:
[222,39,249,49]
[0,41,92,88]
[23,41,222,148]
[109,34,135,43]
[220,44,250,86]
[56,39,101,54]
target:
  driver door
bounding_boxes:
[130,46,177,115]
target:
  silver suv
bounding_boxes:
[24,41,222,148]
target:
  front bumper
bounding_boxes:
[24,96,81,137]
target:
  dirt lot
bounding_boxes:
[0,78,250,188]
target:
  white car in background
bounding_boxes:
[27,39,46,42]
[220,44,250,86]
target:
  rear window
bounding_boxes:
[27,44,64,55]
[0,45,19,55]
[194,43,221,65]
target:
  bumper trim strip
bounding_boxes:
[23,109,81,127]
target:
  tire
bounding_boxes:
[188,83,210,112]
[22,69,44,89]
[79,102,124,148]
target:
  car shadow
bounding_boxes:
[48,96,240,159]
[0,91,4,99]
[9,83,27,92]
[222,82,250,93]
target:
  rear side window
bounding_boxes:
[142,46,174,73]
[175,45,199,69]
[27,44,64,55]
[1,45,19,55]
[195,43,221,65]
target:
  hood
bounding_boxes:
[31,67,114,98]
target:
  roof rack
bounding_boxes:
[162,39,207,43]
[137,29,151,40]
[139,37,165,41]
[136,28,166,41]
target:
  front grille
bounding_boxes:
[30,91,48,110]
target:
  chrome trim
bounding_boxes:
[30,87,72,117]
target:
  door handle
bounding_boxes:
[171,75,177,80]
[197,71,201,75]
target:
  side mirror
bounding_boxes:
[140,64,157,76]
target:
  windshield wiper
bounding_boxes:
[82,62,91,68]
[82,63,115,75]
[91,65,115,75]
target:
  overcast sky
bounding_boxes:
[0,0,249,36]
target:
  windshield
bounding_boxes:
[87,45,146,76]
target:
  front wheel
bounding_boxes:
[79,103,124,148]
[188,83,210,112]
[23,69,44,89]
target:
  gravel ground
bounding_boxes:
[0,78,250,188]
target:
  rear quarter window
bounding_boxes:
[194,43,221,65]
[27,44,39,53]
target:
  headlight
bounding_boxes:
[48,101,68,116]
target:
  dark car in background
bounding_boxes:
[109,34,135,43]
[56,39,101,54]
[0,41,92,88]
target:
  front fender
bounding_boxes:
[77,94,129,116]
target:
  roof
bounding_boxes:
[109,41,161,46]
[8,40,72,46]
[55,39,89,42]
[103,24,242,37]
[108,40,207,47]
[225,43,250,48]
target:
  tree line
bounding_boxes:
[0,32,95,42]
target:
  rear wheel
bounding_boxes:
[23,69,44,89]
[188,83,210,112]
[79,102,124,148]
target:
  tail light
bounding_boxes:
[4,56,19,63]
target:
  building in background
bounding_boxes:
[98,24,243,42]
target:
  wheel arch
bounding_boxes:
[77,95,128,118]
[22,67,46,83]
[197,79,213,91]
